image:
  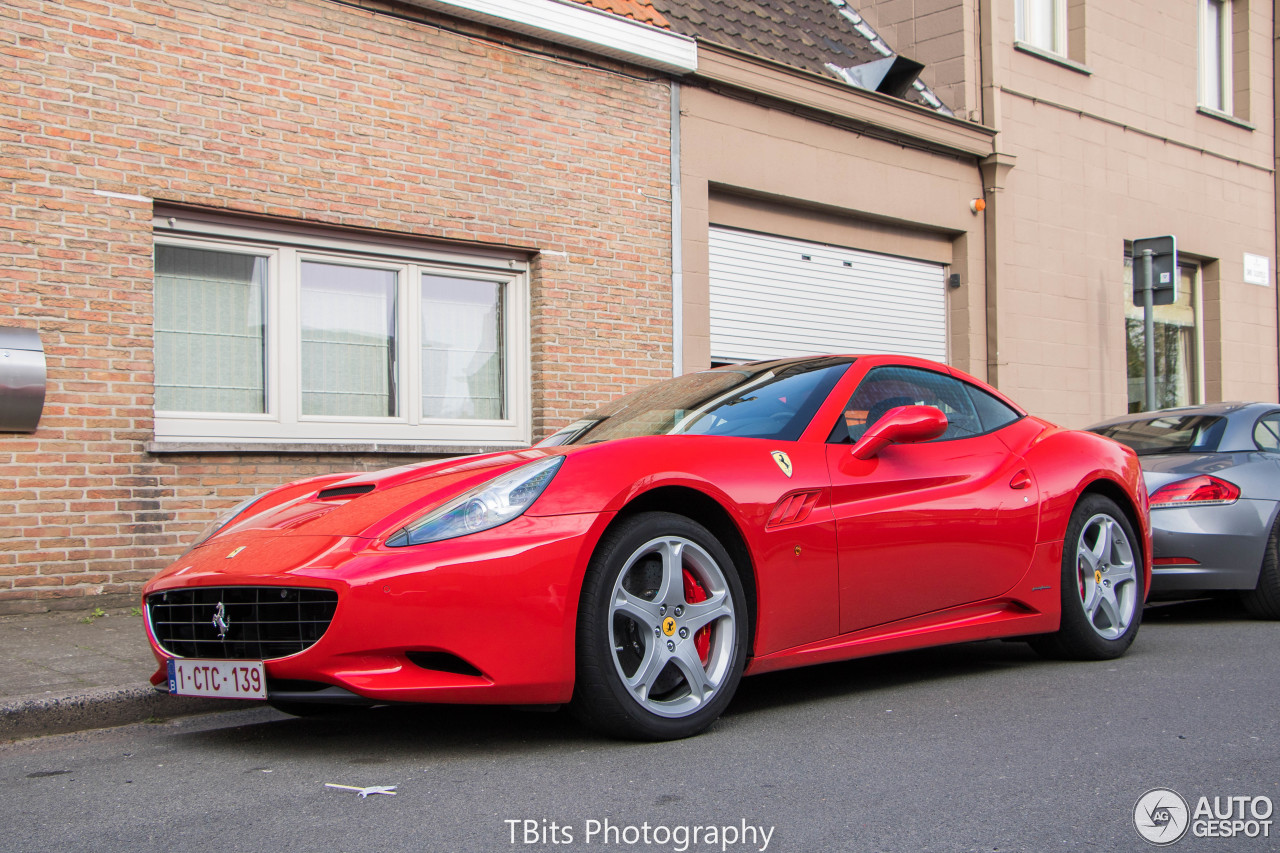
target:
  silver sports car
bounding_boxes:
[1088,402,1280,618]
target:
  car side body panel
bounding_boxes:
[142,355,1153,718]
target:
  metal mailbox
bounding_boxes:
[0,326,47,432]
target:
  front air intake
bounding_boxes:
[405,650,484,678]
[147,586,338,660]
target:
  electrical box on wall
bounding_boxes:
[0,326,47,433]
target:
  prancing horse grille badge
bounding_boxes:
[211,601,231,640]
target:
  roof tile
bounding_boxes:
[648,0,951,112]
[566,0,671,28]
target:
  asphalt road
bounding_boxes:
[3,599,1277,853]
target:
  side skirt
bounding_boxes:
[745,598,1058,676]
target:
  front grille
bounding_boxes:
[148,586,338,660]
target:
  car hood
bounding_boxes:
[202,448,561,545]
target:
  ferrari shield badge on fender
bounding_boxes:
[771,451,793,478]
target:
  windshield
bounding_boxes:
[539,359,853,446]
[1091,414,1227,455]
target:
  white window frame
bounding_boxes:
[153,215,530,448]
[1015,0,1067,56]
[1199,0,1233,114]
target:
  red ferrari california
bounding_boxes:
[144,355,1151,739]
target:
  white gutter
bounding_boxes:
[408,0,698,74]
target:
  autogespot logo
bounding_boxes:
[1135,788,1191,846]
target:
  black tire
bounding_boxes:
[1240,516,1280,619]
[570,512,749,740]
[1030,494,1144,660]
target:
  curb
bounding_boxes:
[0,685,244,741]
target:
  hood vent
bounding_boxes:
[317,484,376,501]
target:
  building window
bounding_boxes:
[1124,259,1201,413]
[299,260,399,419]
[154,245,267,415]
[1016,0,1067,55]
[1199,0,1233,113]
[153,215,528,447]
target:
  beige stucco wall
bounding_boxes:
[676,67,990,379]
[993,96,1276,421]
[988,1,1277,425]
[866,0,1278,426]
[857,0,982,121]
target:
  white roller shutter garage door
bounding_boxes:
[708,227,947,363]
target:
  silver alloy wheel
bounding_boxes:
[1074,512,1138,640]
[608,535,736,719]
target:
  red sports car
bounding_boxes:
[144,355,1151,739]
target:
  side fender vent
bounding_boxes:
[767,490,823,528]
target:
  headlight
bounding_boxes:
[386,455,564,547]
[187,493,265,552]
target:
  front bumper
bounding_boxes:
[144,511,609,706]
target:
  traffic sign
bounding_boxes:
[1132,236,1177,306]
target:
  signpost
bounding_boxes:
[1131,236,1177,411]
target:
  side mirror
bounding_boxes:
[851,405,948,460]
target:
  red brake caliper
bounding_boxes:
[682,569,711,664]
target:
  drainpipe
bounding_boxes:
[980,151,1015,388]
[670,79,684,377]
[977,0,1012,388]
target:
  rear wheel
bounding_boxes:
[1240,517,1280,619]
[1031,494,1143,660]
[570,512,748,740]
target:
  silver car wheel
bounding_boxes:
[607,535,736,719]
[1074,513,1138,640]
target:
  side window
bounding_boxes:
[830,366,983,443]
[1254,413,1280,452]
[966,384,1023,433]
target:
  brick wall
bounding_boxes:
[0,0,674,612]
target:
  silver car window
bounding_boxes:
[1254,412,1280,452]
[1091,414,1226,455]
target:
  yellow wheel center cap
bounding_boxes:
[1094,570,1103,585]
[662,616,677,636]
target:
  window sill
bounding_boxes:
[1196,106,1255,131]
[145,441,529,456]
[1013,41,1092,76]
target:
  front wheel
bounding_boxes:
[570,512,748,740]
[1030,494,1143,660]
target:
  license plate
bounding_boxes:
[167,658,266,700]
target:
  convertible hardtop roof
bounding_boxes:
[1090,401,1275,430]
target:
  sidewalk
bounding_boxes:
[0,607,238,741]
